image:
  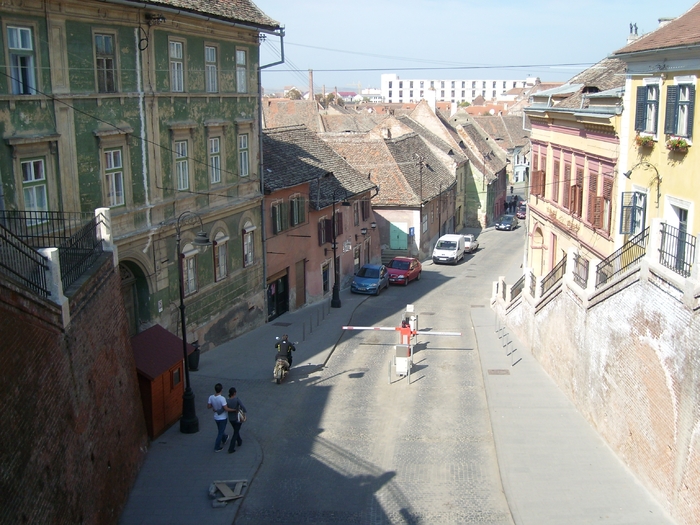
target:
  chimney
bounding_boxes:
[308,69,313,100]
[658,17,674,28]
[426,87,437,114]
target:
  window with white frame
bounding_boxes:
[238,133,249,177]
[213,232,228,282]
[205,45,218,93]
[7,26,36,95]
[169,40,184,92]
[634,81,659,135]
[182,244,198,295]
[95,33,116,93]
[175,140,189,190]
[236,49,247,93]
[104,148,124,207]
[620,191,647,236]
[209,137,221,184]
[271,200,288,234]
[243,225,254,267]
[665,81,695,138]
[21,158,47,218]
[290,195,305,226]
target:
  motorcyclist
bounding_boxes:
[275,334,296,368]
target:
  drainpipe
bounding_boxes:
[258,29,285,319]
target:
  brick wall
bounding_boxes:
[0,255,148,525]
[497,263,700,525]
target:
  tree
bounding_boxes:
[458,101,471,108]
[287,88,302,100]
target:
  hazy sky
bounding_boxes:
[256,0,694,93]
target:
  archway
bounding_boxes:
[119,260,150,336]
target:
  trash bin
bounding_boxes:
[188,341,200,371]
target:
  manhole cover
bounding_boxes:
[273,322,292,327]
[488,369,510,375]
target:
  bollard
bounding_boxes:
[310,316,313,334]
[317,308,320,326]
[303,322,306,342]
[322,305,325,321]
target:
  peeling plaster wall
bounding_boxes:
[497,268,700,525]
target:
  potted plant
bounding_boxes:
[635,134,655,148]
[666,137,689,152]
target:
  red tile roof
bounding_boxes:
[613,3,700,55]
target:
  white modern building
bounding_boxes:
[380,74,536,104]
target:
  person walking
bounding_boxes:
[207,383,228,452]
[224,387,247,454]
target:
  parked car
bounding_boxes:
[516,204,527,219]
[386,257,422,285]
[351,264,389,295]
[432,234,465,264]
[495,214,519,231]
[463,234,479,253]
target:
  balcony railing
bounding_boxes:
[596,227,649,289]
[0,210,105,292]
[511,274,525,301]
[541,256,566,296]
[0,223,50,297]
[529,270,536,297]
[659,223,696,278]
[572,252,589,289]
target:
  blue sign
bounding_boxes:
[409,227,415,236]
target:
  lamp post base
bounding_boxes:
[331,285,341,308]
[180,387,199,434]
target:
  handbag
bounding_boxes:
[237,410,247,423]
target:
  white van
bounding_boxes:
[432,234,465,265]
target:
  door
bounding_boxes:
[267,274,289,321]
[389,222,408,250]
[675,206,688,272]
[294,259,306,309]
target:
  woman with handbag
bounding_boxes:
[224,387,247,454]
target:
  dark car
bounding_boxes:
[386,257,422,285]
[351,264,389,295]
[516,204,527,219]
[495,214,519,231]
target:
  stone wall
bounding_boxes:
[0,255,148,525]
[495,252,700,525]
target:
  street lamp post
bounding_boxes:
[175,211,211,434]
[330,189,350,308]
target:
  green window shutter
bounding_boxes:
[664,85,679,135]
[687,86,695,139]
[635,85,647,132]
[272,205,279,234]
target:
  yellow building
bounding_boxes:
[613,4,699,266]
[523,58,626,276]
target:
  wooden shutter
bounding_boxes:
[562,164,571,209]
[635,85,647,132]
[299,197,306,224]
[552,160,560,203]
[281,202,289,231]
[664,85,679,135]
[324,219,333,243]
[271,205,279,234]
[318,221,324,245]
[336,212,344,235]
[619,192,635,234]
[587,171,598,224]
[688,85,695,139]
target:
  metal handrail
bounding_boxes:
[0,223,50,297]
[596,227,649,289]
[529,270,536,297]
[58,215,104,291]
[0,210,96,248]
[511,274,525,301]
[541,256,566,296]
[659,223,696,278]
[572,253,589,289]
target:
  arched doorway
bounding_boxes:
[531,225,545,277]
[119,261,150,336]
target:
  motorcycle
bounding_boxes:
[273,336,297,384]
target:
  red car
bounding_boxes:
[516,204,527,219]
[386,257,422,285]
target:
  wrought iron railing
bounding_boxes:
[529,270,536,297]
[541,256,567,296]
[659,223,696,278]
[0,223,50,297]
[0,210,105,292]
[58,215,104,290]
[596,227,649,289]
[572,253,589,289]
[511,274,525,301]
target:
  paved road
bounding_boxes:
[233,227,525,524]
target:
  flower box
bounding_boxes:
[666,137,689,152]
[635,135,655,148]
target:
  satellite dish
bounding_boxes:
[489,109,495,115]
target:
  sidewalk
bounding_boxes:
[119,289,369,525]
[120,281,676,525]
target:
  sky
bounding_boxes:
[256,0,695,94]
